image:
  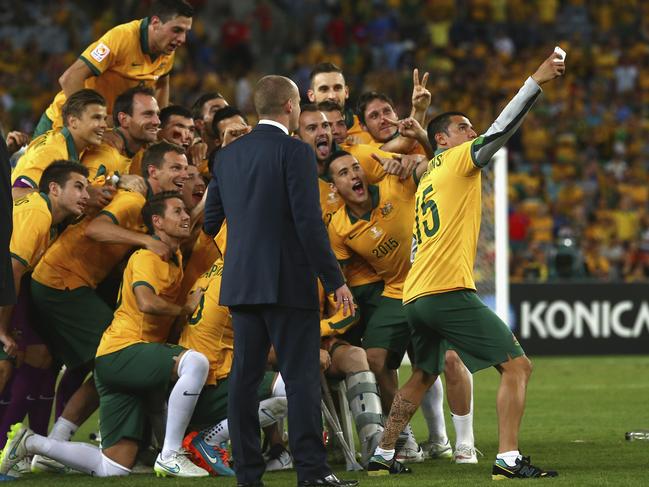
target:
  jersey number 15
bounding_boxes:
[414,184,440,245]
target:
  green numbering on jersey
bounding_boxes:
[188,293,206,325]
[414,184,440,245]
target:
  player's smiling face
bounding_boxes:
[181,164,205,210]
[126,94,160,144]
[151,15,193,55]
[362,99,398,143]
[73,104,107,147]
[298,111,332,162]
[309,72,349,107]
[156,197,191,239]
[437,115,477,149]
[329,155,368,205]
[151,151,189,192]
[57,173,90,217]
[322,110,348,145]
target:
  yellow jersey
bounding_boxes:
[346,112,373,144]
[179,229,220,301]
[10,193,54,270]
[339,142,394,184]
[319,280,359,337]
[404,142,482,303]
[45,18,175,129]
[32,189,147,290]
[12,128,81,189]
[96,248,183,357]
[82,133,136,181]
[328,175,416,299]
[179,259,232,385]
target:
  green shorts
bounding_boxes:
[31,281,114,369]
[95,342,185,449]
[405,290,525,375]
[33,112,53,138]
[190,371,276,428]
[362,296,412,369]
[342,281,384,346]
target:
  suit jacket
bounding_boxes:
[204,123,344,310]
[0,135,15,305]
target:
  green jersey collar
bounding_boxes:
[61,127,80,161]
[434,147,447,156]
[140,18,158,61]
[346,184,379,224]
[39,192,52,212]
[114,128,136,158]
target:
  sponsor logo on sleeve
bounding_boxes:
[90,42,110,63]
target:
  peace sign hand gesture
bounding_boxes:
[411,68,431,112]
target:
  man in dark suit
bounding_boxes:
[0,134,15,307]
[204,76,358,487]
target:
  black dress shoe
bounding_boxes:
[298,473,359,486]
[237,482,264,487]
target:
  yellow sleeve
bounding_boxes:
[327,217,352,262]
[12,144,67,188]
[347,143,396,184]
[130,250,164,294]
[97,190,144,226]
[79,25,125,76]
[10,206,50,269]
[320,292,359,337]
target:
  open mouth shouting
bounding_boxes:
[315,136,331,160]
[352,180,365,196]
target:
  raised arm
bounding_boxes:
[473,50,565,168]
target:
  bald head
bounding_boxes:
[254,76,299,118]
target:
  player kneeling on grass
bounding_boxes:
[366,49,566,479]
[176,252,289,476]
[0,192,211,478]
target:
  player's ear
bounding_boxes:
[435,131,446,148]
[306,89,315,103]
[329,181,338,194]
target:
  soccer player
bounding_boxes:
[27,142,187,472]
[306,62,373,144]
[191,92,229,153]
[211,107,251,149]
[83,86,161,181]
[0,192,210,478]
[367,51,565,479]
[158,105,195,150]
[12,89,107,199]
[33,0,194,136]
[178,256,288,476]
[0,162,89,449]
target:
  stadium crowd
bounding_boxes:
[1,0,648,283]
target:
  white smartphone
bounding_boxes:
[554,46,566,62]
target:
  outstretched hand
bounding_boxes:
[531,50,566,86]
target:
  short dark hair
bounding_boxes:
[39,160,89,193]
[142,191,184,233]
[309,62,344,84]
[427,111,469,150]
[254,76,297,118]
[317,100,343,114]
[191,92,225,120]
[141,141,186,179]
[62,89,106,127]
[113,86,156,126]
[211,106,247,137]
[322,149,352,178]
[299,103,319,114]
[356,91,395,126]
[160,105,193,128]
[150,0,194,22]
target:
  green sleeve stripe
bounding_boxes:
[132,281,155,292]
[98,210,119,225]
[79,56,101,76]
[413,167,421,186]
[328,314,357,330]
[10,252,29,268]
[470,136,486,168]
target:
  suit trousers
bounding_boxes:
[228,304,329,484]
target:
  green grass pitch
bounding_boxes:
[8,355,649,486]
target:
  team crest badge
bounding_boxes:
[369,226,384,239]
[380,202,393,217]
[90,42,110,62]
